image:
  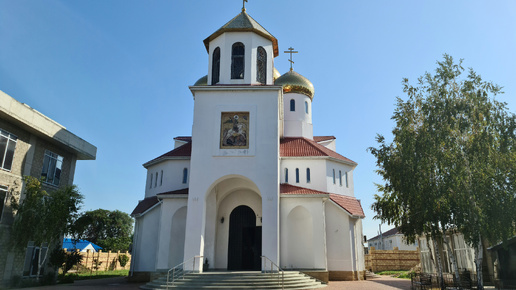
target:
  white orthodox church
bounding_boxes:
[130,8,365,282]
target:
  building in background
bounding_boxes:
[130,8,365,283]
[368,227,418,251]
[0,90,96,285]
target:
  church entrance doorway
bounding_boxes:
[227,205,261,270]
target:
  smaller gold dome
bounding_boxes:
[273,68,281,81]
[193,75,208,86]
[274,70,314,100]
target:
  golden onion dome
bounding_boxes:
[193,75,208,86]
[273,67,281,81]
[274,70,314,100]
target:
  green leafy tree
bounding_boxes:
[11,176,83,280]
[72,209,133,251]
[369,55,516,289]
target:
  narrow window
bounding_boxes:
[256,46,267,84]
[305,101,308,114]
[306,168,311,183]
[345,172,349,188]
[295,168,299,183]
[149,173,153,188]
[155,172,158,187]
[0,129,17,171]
[160,170,163,186]
[41,150,63,186]
[212,47,220,84]
[182,168,188,184]
[285,168,288,183]
[0,185,7,222]
[290,99,295,111]
[231,42,245,79]
[339,170,342,186]
[333,169,336,184]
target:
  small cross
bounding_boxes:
[284,47,298,71]
[242,0,248,11]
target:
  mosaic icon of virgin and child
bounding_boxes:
[221,112,249,148]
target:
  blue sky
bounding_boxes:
[1,0,515,241]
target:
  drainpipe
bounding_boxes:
[322,198,328,271]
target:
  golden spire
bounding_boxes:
[242,0,247,12]
[284,47,298,71]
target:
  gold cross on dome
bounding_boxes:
[284,47,298,71]
[242,0,248,11]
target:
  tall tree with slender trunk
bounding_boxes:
[370,55,516,289]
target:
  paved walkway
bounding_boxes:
[14,275,412,290]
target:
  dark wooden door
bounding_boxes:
[227,205,262,270]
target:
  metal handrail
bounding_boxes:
[166,255,203,290]
[260,255,284,290]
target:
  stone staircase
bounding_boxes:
[140,271,327,289]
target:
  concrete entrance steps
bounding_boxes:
[140,271,327,289]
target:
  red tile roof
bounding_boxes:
[280,137,356,165]
[313,136,336,142]
[145,141,192,166]
[131,196,160,216]
[280,183,327,195]
[174,136,192,142]
[280,184,364,218]
[329,193,365,218]
[157,188,189,195]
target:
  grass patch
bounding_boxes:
[376,270,413,279]
[74,269,129,280]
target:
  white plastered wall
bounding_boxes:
[283,93,313,139]
[325,160,355,196]
[281,158,328,192]
[280,197,327,270]
[154,198,188,270]
[185,87,281,271]
[145,159,190,198]
[133,204,161,272]
[325,201,353,271]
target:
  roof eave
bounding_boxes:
[143,156,190,168]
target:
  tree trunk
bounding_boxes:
[433,237,446,290]
[442,233,462,289]
[475,236,484,290]
[36,242,49,282]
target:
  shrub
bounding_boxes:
[118,254,129,268]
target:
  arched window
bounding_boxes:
[149,173,153,189]
[290,99,295,111]
[160,170,163,186]
[256,46,267,84]
[155,172,158,187]
[305,101,309,114]
[231,42,245,79]
[212,47,220,84]
[285,168,289,183]
[306,168,311,183]
[295,168,300,183]
[333,169,336,184]
[345,172,349,188]
[182,168,188,184]
[339,170,342,186]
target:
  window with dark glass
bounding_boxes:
[295,168,299,183]
[0,129,17,171]
[290,99,295,111]
[256,46,266,84]
[41,150,63,186]
[0,185,7,222]
[339,170,342,186]
[155,172,158,187]
[345,172,349,188]
[231,42,245,79]
[160,170,163,186]
[285,168,288,183]
[212,47,220,84]
[306,168,311,183]
[305,101,309,114]
[182,168,188,184]
[333,169,336,184]
[149,174,153,189]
